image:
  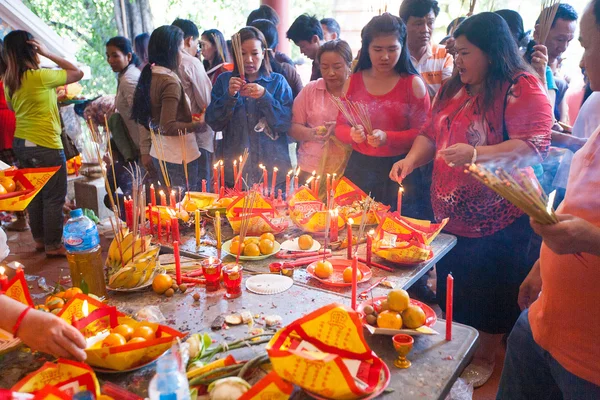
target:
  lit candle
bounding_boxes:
[346,218,354,260]
[157,209,162,241]
[195,209,201,246]
[306,176,314,193]
[150,184,156,207]
[311,170,316,193]
[330,209,339,242]
[366,229,374,267]
[331,173,337,193]
[326,173,331,204]
[171,217,180,243]
[213,163,219,194]
[236,155,243,191]
[170,190,176,209]
[294,167,300,190]
[233,160,238,186]
[219,186,225,199]
[166,221,171,243]
[315,175,321,196]
[148,204,154,236]
[220,160,224,189]
[446,273,454,341]
[159,190,167,207]
[271,167,278,199]
[351,254,358,310]
[215,211,222,259]
[286,170,292,198]
[397,184,404,215]
[259,164,268,196]
[174,241,182,285]
[202,179,207,193]
[0,266,8,291]
[124,197,133,229]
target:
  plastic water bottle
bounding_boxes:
[148,353,191,400]
[63,209,106,297]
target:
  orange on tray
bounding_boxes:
[306,258,372,287]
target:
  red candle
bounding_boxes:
[346,219,353,260]
[220,160,225,189]
[397,185,404,215]
[202,179,207,193]
[259,164,268,196]
[213,163,219,193]
[0,267,8,291]
[171,217,180,242]
[170,190,176,209]
[150,184,156,207]
[271,167,278,199]
[315,176,321,196]
[326,174,331,204]
[233,161,238,185]
[166,221,171,242]
[159,190,167,207]
[124,197,133,229]
[294,168,300,191]
[331,173,337,193]
[286,170,292,199]
[330,210,339,242]
[174,241,182,285]
[446,273,454,341]
[351,254,358,310]
[220,186,225,199]
[366,229,374,267]
[157,209,162,241]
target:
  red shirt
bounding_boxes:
[335,72,430,157]
[422,73,552,237]
[0,81,16,150]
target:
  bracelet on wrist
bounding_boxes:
[12,306,32,337]
[471,146,478,164]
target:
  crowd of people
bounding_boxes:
[0,0,599,397]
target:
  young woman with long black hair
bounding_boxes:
[200,29,230,85]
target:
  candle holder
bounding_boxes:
[222,263,243,299]
[392,334,414,369]
[269,262,282,274]
[201,257,222,292]
[281,263,294,278]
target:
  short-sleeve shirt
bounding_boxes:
[411,44,453,97]
[5,69,67,149]
[421,73,552,237]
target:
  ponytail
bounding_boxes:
[131,63,153,128]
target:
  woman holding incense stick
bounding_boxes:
[389,13,552,387]
[334,13,430,216]
[205,27,293,191]
[132,25,205,192]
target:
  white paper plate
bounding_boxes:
[280,238,321,253]
[245,274,293,295]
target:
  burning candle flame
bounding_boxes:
[259,163,265,170]
[208,256,214,264]
[0,266,5,275]
[306,176,314,185]
[219,160,224,166]
[82,300,89,318]
[348,218,354,225]
[398,185,404,193]
[287,170,293,176]
[233,160,237,166]
[159,190,165,195]
[368,229,375,235]
[150,183,154,188]
[213,163,219,168]
[273,167,278,172]
[311,170,316,177]
[295,167,301,176]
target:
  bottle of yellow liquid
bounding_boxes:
[63,209,106,297]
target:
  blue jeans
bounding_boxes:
[13,139,67,251]
[497,310,600,399]
[152,156,201,192]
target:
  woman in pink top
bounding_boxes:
[290,40,353,187]
[335,13,430,215]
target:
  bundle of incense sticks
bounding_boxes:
[125,163,148,259]
[178,130,190,197]
[234,149,249,190]
[232,32,245,81]
[466,164,558,225]
[538,0,561,43]
[354,195,374,255]
[330,96,373,136]
[149,127,171,188]
[236,189,258,263]
[468,0,477,15]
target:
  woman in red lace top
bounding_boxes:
[390,13,552,386]
[335,13,430,216]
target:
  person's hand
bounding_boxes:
[530,214,600,256]
[438,144,475,167]
[18,309,87,361]
[445,37,457,57]
[367,129,387,148]
[228,77,245,97]
[518,261,542,310]
[240,83,265,99]
[350,125,366,144]
[389,157,416,183]
[26,39,50,58]
[531,44,549,79]
[141,154,155,177]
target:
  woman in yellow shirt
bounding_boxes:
[3,30,83,256]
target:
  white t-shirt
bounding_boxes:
[553,91,600,189]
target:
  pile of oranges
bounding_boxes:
[0,177,16,195]
[231,232,277,257]
[36,287,83,314]
[152,273,187,297]
[102,323,157,347]
[363,289,427,330]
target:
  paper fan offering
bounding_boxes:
[245,274,294,295]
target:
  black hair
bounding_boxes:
[250,19,279,50]
[399,0,440,23]
[354,13,419,76]
[172,18,199,40]
[247,5,280,26]
[495,10,526,44]
[201,29,230,70]
[439,12,533,112]
[134,33,150,66]
[595,0,600,27]
[132,25,184,128]
[106,36,140,67]
[231,26,272,77]
[446,17,466,35]
[317,39,353,67]
[320,18,341,38]
[2,30,38,95]
[287,14,324,43]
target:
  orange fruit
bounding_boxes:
[111,324,135,341]
[377,310,403,329]
[63,287,83,301]
[258,238,274,255]
[35,304,49,312]
[230,240,245,256]
[244,237,259,245]
[314,260,333,279]
[298,234,314,250]
[55,291,66,299]
[402,305,426,329]
[127,337,147,344]
[152,274,173,295]
[232,235,240,243]
[45,296,65,310]
[102,333,127,347]
[260,232,275,242]
[132,325,156,341]
[0,184,6,195]
[0,177,15,193]
[387,289,410,312]
[342,266,363,283]
[243,242,261,257]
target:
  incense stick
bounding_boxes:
[179,130,190,196]
[236,189,257,264]
[232,32,245,81]
[538,0,561,44]
[149,127,171,188]
[331,96,373,136]
[354,196,373,255]
[235,149,249,190]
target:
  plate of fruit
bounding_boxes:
[222,233,280,261]
[306,258,372,287]
[280,234,321,252]
[357,290,437,335]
